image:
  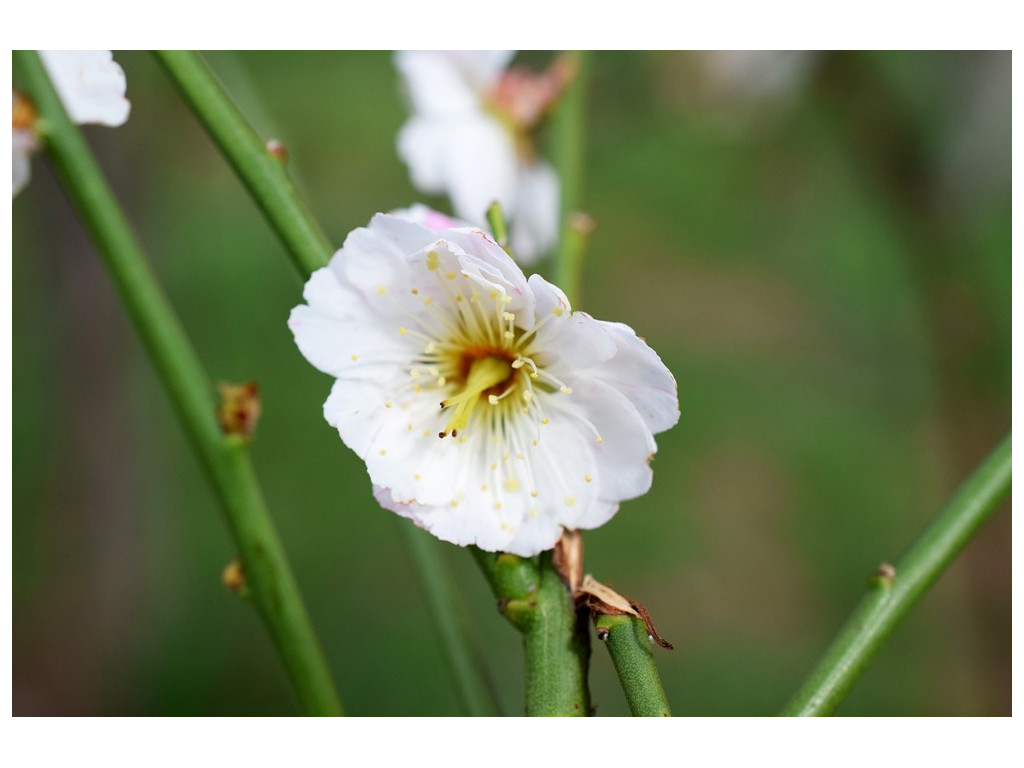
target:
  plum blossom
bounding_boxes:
[395,51,568,264]
[289,212,678,557]
[13,50,130,197]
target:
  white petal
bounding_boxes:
[444,228,536,320]
[562,378,656,503]
[396,116,458,194]
[530,316,618,373]
[590,321,680,434]
[396,114,518,228]
[39,50,130,127]
[440,115,520,225]
[288,267,415,379]
[12,126,35,197]
[395,50,513,117]
[330,213,438,302]
[509,161,560,263]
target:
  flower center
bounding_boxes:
[438,354,514,438]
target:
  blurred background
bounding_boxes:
[12,51,1011,716]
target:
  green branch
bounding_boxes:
[782,432,1011,716]
[14,49,342,716]
[595,615,672,716]
[550,50,589,306]
[474,549,591,715]
[399,525,499,716]
[154,50,332,277]
[156,49,499,715]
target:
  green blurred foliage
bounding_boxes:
[12,51,1010,716]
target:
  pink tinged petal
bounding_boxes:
[590,321,680,435]
[390,204,470,231]
[373,485,422,523]
[39,50,130,127]
[509,161,560,264]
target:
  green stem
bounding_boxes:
[399,524,499,716]
[474,549,591,715]
[782,432,1011,716]
[485,201,510,250]
[551,50,589,305]
[15,49,342,716]
[154,50,332,277]
[595,615,672,716]
[155,49,498,714]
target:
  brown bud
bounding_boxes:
[217,381,261,439]
[222,560,246,594]
[13,90,38,131]
[265,139,289,162]
[567,211,596,237]
[872,562,897,586]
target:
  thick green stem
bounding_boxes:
[551,50,588,305]
[154,50,332,277]
[155,49,500,714]
[782,432,1011,716]
[15,50,342,716]
[474,549,591,715]
[596,615,672,716]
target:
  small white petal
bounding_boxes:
[12,126,35,197]
[442,115,520,224]
[395,51,512,117]
[398,113,518,227]
[39,50,130,127]
[509,161,560,264]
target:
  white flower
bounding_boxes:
[13,50,130,197]
[289,212,678,557]
[395,51,565,264]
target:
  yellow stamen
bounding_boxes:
[438,356,511,438]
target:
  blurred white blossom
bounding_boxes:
[395,51,567,263]
[289,211,678,556]
[13,50,130,197]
